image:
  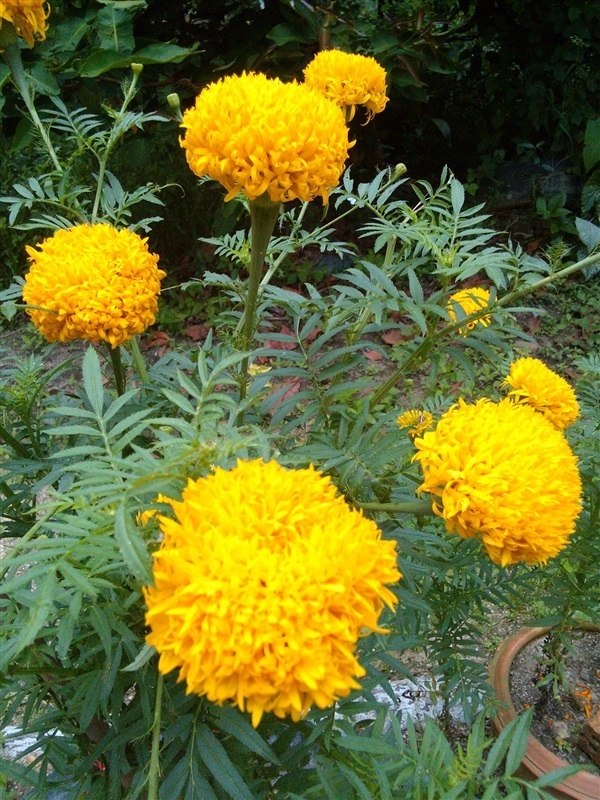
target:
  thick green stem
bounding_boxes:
[239,196,281,402]
[358,500,434,515]
[107,344,126,396]
[128,335,150,384]
[147,672,164,800]
[1,35,63,173]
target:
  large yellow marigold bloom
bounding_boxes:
[501,357,579,430]
[397,409,434,438]
[181,72,350,203]
[0,0,49,47]
[413,398,582,567]
[23,224,166,348]
[144,459,400,727]
[303,50,388,122]
[446,287,492,335]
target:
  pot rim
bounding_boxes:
[489,622,600,800]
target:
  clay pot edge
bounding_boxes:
[489,622,600,800]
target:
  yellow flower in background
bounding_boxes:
[502,357,579,430]
[0,0,49,47]
[181,72,350,204]
[303,50,388,122]
[413,398,582,567]
[136,494,172,527]
[23,224,166,348]
[397,409,434,438]
[144,459,400,727]
[446,287,491,335]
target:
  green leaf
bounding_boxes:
[132,42,197,64]
[212,706,281,764]
[122,643,156,672]
[82,346,105,416]
[114,503,152,583]
[533,764,585,787]
[0,568,57,670]
[582,171,600,214]
[196,724,255,800]
[267,22,315,46]
[29,64,60,96]
[97,5,135,54]
[503,709,533,777]
[584,119,600,173]
[575,217,600,252]
[450,177,465,215]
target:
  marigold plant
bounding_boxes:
[397,409,434,437]
[413,398,582,566]
[0,0,48,47]
[303,50,388,122]
[180,72,350,203]
[144,459,400,727]
[446,287,491,334]
[22,223,166,348]
[502,357,579,429]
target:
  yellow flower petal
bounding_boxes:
[144,459,401,725]
[502,357,579,429]
[397,409,434,437]
[22,224,166,347]
[447,287,491,335]
[180,72,350,204]
[1,0,49,47]
[303,50,388,122]
[413,398,582,566]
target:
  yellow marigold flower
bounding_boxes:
[23,224,166,348]
[144,459,400,727]
[180,72,350,204]
[0,0,49,47]
[303,50,388,122]
[397,409,434,438]
[501,357,579,430]
[447,287,491,335]
[413,398,582,567]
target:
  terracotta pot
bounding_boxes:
[489,623,600,800]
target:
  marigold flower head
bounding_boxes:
[303,50,388,122]
[413,398,582,567]
[447,287,491,335]
[144,459,400,727]
[23,224,166,348]
[181,72,351,204]
[501,357,579,429]
[397,409,434,438]
[0,0,49,47]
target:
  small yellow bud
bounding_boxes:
[131,63,144,76]
[393,163,408,179]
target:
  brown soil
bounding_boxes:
[509,630,600,771]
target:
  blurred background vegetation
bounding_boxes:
[1,0,599,294]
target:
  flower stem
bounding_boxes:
[91,67,142,223]
[147,672,164,800]
[239,196,281,403]
[1,35,63,174]
[358,500,434,515]
[107,344,126,396]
